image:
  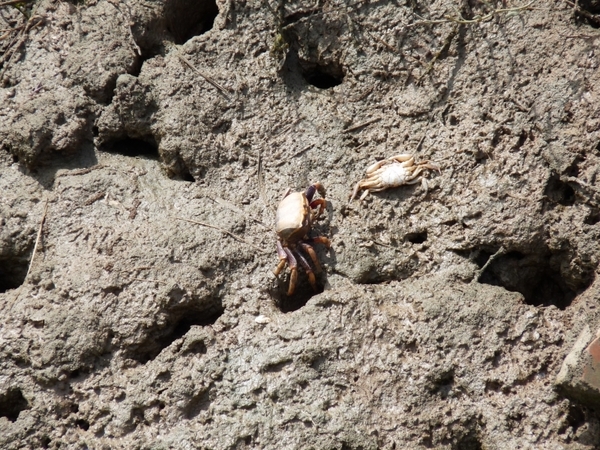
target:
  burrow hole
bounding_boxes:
[103,136,159,159]
[166,0,219,45]
[585,208,600,225]
[302,63,344,89]
[0,387,29,422]
[476,247,595,309]
[575,0,600,28]
[0,254,30,293]
[544,174,575,207]
[127,293,223,364]
[454,432,483,450]
[558,403,586,435]
[405,230,428,244]
[273,273,325,313]
[427,368,454,399]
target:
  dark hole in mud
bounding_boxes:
[180,169,196,183]
[274,276,325,313]
[40,436,51,448]
[106,137,159,159]
[472,249,496,268]
[544,174,575,206]
[427,368,454,399]
[585,208,600,225]
[405,231,427,244]
[454,432,483,450]
[165,0,219,44]
[479,249,594,309]
[0,255,30,293]
[130,300,224,364]
[0,387,29,422]
[75,419,90,431]
[575,0,600,27]
[560,403,586,434]
[303,66,343,89]
[184,339,207,355]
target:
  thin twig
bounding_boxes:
[291,144,313,158]
[55,164,105,178]
[177,217,267,253]
[0,14,43,79]
[257,147,270,211]
[8,200,46,309]
[343,117,381,133]
[26,199,48,279]
[563,0,600,26]
[475,246,506,282]
[175,51,231,100]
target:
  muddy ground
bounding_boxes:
[2,0,600,448]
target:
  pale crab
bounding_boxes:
[274,182,331,296]
[350,154,440,201]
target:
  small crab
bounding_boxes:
[350,154,440,201]
[274,182,331,296]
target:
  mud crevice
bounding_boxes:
[477,247,595,309]
[127,295,223,364]
[544,174,575,207]
[302,64,344,89]
[0,257,29,292]
[102,136,159,159]
[0,387,29,422]
[405,230,428,244]
[165,0,219,44]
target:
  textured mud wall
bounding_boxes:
[3,0,600,448]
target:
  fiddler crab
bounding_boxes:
[350,154,440,202]
[274,182,331,296]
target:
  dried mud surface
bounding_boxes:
[2,0,600,448]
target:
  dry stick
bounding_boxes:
[0,14,43,79]
[176,52,231,101]
[563,0,600,26]
[177,217,267,254]
[343,117,381,134]
[10,200,48,310]
[291,144,313,158]
[26,199,48,279]
[257,147,270,212]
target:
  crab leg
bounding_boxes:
[389,154,415,165]
[310,235,331,248]
[300,242,322,273]
[295,250,317,291]
[273,241,288,276]
[310,198,327,220]
[350,181,363,201]
[305,182,325,202]
[283,247,298,296]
